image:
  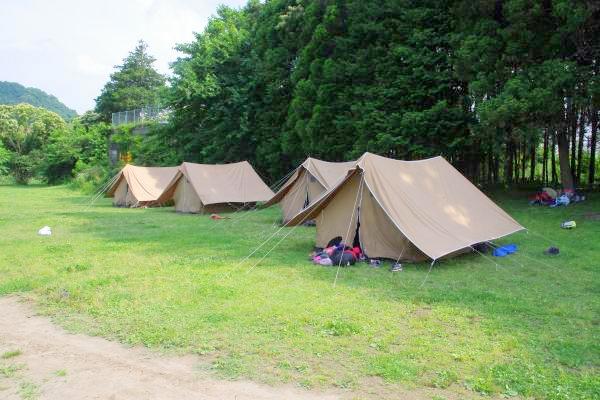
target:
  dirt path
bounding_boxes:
[0,296,340,400]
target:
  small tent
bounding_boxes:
[106,164,179,207]
[156,161,274,213]
[287,153,524,262]
[264,158,356,223]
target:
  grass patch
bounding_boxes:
[431,369,458,389]
[19,381,40,400]
[0,184,598,398]
[0,363,24,378]
[368,355,420,382]
[54,369,67,377]
[1,350,22,359]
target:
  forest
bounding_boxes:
[156,0,600,191]
[1,0,599,191]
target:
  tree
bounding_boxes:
[95,40,166,121]
[0,104,66,183]
[157,0,598,190]
[42,120,109,183]
[0,142,10,176]
[168,6,255,166]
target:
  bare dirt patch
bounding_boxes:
[0,295,485,400]
[0,296,340,400]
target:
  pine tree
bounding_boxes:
[95,40,166,121]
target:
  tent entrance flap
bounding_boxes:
[315,173,362,248]
[358,183,427,262]
[280,171,313,223]
[312,172,426,262]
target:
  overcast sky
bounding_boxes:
[0,0,248,114]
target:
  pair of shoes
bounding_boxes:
[390,263,403,272]
[369,259,381,268]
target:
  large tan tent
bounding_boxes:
[264,158,356,223]
[156,161,274,213]
[106,164,179,207]
[287,153,524,262]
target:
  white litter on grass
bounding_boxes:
[38,226,52,236]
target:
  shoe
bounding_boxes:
[544,246,559,255]
[390,263,403,272]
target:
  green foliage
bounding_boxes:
[0,104,66,154]
[0,363,23,378]
[95,41,166,121]
[0,103,110,184]
[1,350,22,359]
[0,142,10,175]
[69,163,113,194]
[155,0,599,188]
[368,355,420,383]
[110,123,141,155]
[19,381,40,400]
[133,123,181,166]
[8,152,40,184]
[0,81,77,120]
[42,121,110,183]
[0,104,66,183]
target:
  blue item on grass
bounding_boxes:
[493,248,508,257]
[493,244,518,257]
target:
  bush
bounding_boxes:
[9,153,39,184]
[69,162,115,194]
[0,142,10,176]
[133,123,181,166]
[42,121,110,184]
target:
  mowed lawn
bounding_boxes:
[0,184,598,399]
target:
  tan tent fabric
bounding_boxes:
[264,158,355,222]
[157,161,274,213]
[106,165,179,207]
[288,153,524,261]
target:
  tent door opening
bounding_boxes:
[352,207,361,249]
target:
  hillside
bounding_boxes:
[0,81,77,120]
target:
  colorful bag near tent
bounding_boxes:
[330,250,356,266]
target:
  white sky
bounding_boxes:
[0,0,248,114]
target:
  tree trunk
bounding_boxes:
[487,151,493,184]
[521,141,527,184]
[512,143,521,183]
[576,111,585,186]
[529,141,536,182]
[542,128,549,185]
[570,107,577,173]
[504,135,514,185]
[551,129,558,185]
[557,128,575,192]
[589,108,598,189]
[494,154,500,184]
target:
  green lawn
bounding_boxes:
[0,184,598,399]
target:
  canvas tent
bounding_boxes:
[156,161,274,213]
[106,164,179,207]
[286,152,524,262]
[264,158,356,223]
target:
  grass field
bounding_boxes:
[0,184,598,399]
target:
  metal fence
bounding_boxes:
[111,106,170,126]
